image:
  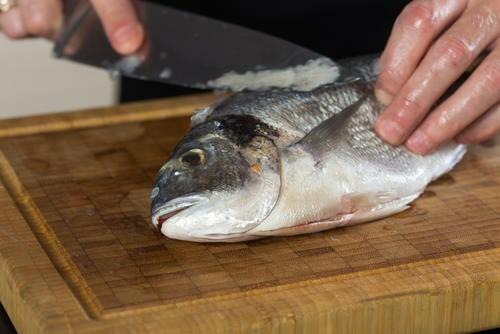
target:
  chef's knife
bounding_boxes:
[54,0,343,90]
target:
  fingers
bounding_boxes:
[375,1,500,146]
[17,0,62,39]
[0,7,27,38]
[0,0,144,55]
[405,47,500,153]
[90,0,144,55]
[456,103,500,144]
[376,0,468,104]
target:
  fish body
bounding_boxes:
[151,55,466,242]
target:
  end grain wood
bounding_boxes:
[0,95,498,333]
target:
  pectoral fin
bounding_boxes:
[295,96,367,159]
[340,191,421,224]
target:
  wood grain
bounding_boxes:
[0,95,498,333]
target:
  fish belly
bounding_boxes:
[248,143,466,237]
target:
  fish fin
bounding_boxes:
[190,92,231,126]
[294,96,367,159]
[350,205,410,224]
[250,216,352,237]
[347,192,421,224]
[429,144,467,181]
[190,106,214,126]
[336,54,380,83]
[343,190,420,211]
[198,234,262,243]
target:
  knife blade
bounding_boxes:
[54,0,346,90]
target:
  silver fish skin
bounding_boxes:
[151,55,466,242]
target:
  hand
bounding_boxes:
[0,0,144,55]
[375,0,500,154]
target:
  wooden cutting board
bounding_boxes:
[0,94,498,333]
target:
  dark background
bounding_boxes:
[121,0,410,102]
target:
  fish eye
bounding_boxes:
[180,148,207,167]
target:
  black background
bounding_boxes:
[121,0,410,102]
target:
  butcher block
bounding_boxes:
[0,94,498,333]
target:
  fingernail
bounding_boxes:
[406,130,431,155]
[113,23,144,54]
[375,88,394,106]
[375,119,404,145]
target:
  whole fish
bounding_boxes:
[150,55,466,242]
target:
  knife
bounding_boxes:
[54,0,347,90]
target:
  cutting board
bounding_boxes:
[0,94,498,333]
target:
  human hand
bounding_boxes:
[0,0,144,55]
[375,0,500,154]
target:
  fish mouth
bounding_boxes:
[151,194,205,232]
[155,208,189,232]
[152,205,193,232]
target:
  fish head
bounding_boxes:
[151,116,281,242]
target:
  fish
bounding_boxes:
[150,55,466,243]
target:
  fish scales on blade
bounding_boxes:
[150,55,466,242]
